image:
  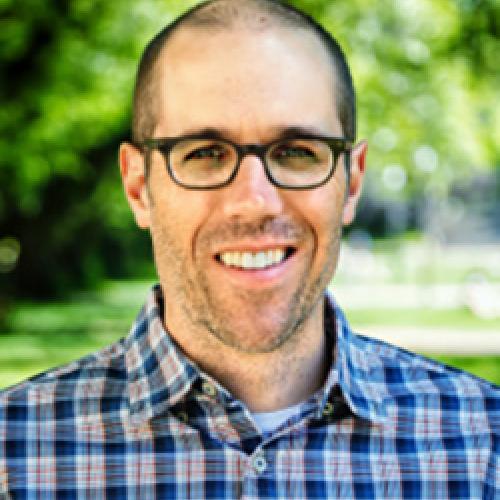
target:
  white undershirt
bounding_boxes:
[251,402,304,434]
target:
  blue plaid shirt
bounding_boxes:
[1,285,499,499]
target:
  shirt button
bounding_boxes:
[202,381,217,397]
[178,411,188,423]
[252,452,267,474]
[322,401,334,417]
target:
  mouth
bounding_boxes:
[215,247,296,270]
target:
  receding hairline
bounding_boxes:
[173,0,311,31]
[132,0,356,145]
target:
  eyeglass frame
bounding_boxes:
[138,132,353,190]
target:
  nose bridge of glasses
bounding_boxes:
[223,143,283,215]
[234,143,273,180]
[238,143,267,162]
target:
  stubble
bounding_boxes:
[151,214,343,354]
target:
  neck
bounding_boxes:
[164,298,330,412]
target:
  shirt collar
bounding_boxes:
[125,285,200,422]
[125,285,391,424]
[327,292,391,423]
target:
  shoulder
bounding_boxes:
[351,332,500,430]
[0,337,129,425]
[356,331,499,391]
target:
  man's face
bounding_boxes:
[122,27,365,353]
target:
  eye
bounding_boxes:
[271,142,318,161]
[185,144,228,161]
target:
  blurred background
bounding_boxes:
[0,0,499,388]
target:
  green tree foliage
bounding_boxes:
[0,0,193,303]
[0,0,498,303]
[300,0,499,199]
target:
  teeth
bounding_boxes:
[232,253,242,267]
[219,249,287,269]
[255,251,266,268]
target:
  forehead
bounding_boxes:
[153,26,340,138]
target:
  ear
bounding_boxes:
[119,142,151,229]
[342,140,368,226]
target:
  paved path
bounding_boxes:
[331,283,500,313]
[358,327,500,355]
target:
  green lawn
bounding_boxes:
[0,280,499,389]
[0,280,150,389]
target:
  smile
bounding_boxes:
[217,248,295,270]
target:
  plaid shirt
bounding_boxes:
[1,285,498,499]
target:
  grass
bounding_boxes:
[0,280,150,389]
[431,355,500,386]
[0,279,499,389]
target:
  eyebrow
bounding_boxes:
[178,125,335,142]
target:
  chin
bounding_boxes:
[208,316,301,354]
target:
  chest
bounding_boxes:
[2,419,493,499]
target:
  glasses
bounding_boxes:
[140,133,352,190]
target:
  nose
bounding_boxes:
[221,153,284,219]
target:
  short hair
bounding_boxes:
[132,0,356,147]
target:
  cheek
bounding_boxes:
[149,183,214,263]
[298,184,345,246]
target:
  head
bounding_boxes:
[132,0,356,156]
[119,0,367,355]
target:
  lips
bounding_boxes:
[215,247,296,270]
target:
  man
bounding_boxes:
[1,0,498,497]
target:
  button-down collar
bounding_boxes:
[125,285,390,425]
